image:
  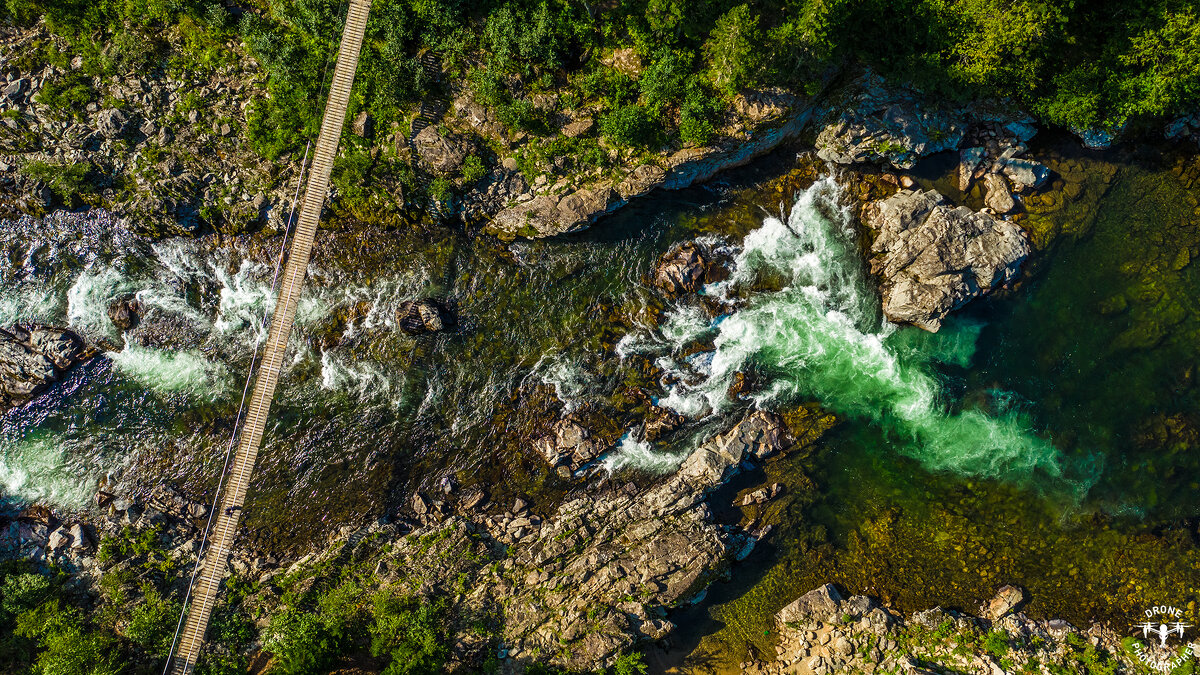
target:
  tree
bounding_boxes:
[704,4,760,96]
[1119,9,1200,117]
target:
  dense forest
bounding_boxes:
[6,0,1200,159]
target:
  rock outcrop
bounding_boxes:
[396,299,450,334]
[815,72,1040,171]
[863,190,1030,331]
[107,295,142,331]
[0,324,95,409]
[746,584,1139,675]
[533,418,607,478]
[485,86,825,239]
[653,241,710,296]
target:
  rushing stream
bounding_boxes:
[3,143,1200,667]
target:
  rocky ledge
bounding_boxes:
[745,583,1159,675]
[863,189,1030,332]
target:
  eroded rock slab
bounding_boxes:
[863,189,1030,331]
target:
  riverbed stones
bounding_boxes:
[863,189,1030,332]
[0,324,94,409]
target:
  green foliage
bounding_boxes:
[124,585,181,657]
[982,629,1010,658]
[611,650,648,675]
[0,572,52,623]
[262,608,340,675]
[368,592,448,675]
[639,48,692,109]
[14,600,123,675]
[1119,9,1200,118]
[600,104,660,148]
[704,4,760,96]
[20,160,93,202]
[35,71,96,118]
[460,154,487,185]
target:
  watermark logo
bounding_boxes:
[1132,605,1198,673]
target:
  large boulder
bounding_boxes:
[863,189,1030,331]
[777,584,844,626]
[396,300,450,335]
[0,324,94,409]
[412,126,474,175]
[534,419,606,477]
[96,108,129,138]
[653,241,709,296]
[107,295,142,331]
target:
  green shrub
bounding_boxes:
[36,71,96,118]
[262,608,338,675]
[460,155,487,185]
[703,4,760,96]
[982,629,1010,658]
[612,650,648,675]
[20,160,93,202]
[369,592,448,675]
[600,104,660,147]
[125,586,181,657]
[14,600,123,675]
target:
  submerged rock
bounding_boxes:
[863,189,1030,331]
[396,299,450,334]
[0,324,95,409]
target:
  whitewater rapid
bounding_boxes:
[617,178,1085,490]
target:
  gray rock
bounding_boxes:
[96,108,129,138]
[68,523,90,550]
[984,584,1025,620]
[107,295,142,331]
[982,173,1015,213]
[815,74,965,169]
[653,241,709,296]
[47,526,71,552]
[0,324,93,409]
[396,299,449,334]
[998,157,1050,189]
[413,125,474,175]
[534,419,606,477]
[863,189,1030,331]
[3,78,28,100]
[958,147,986,192]
[778,584,844,626]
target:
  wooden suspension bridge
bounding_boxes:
[166,1,373,672]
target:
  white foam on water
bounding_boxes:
[0,434,95,507]
[109,344,230,400]
[601,430,686,475]
[619,177,1082,488]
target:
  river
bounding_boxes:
[2,141,1199,668]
